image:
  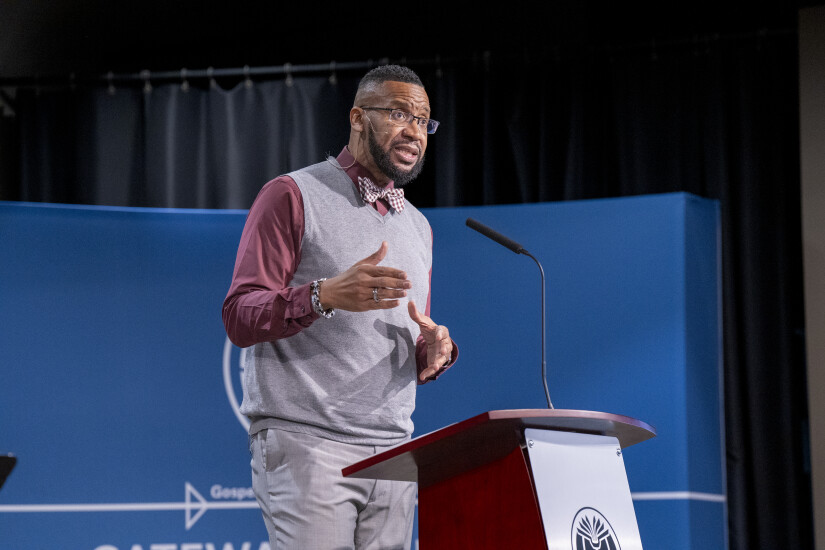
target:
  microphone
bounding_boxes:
[465,218,554,409]
[364,112,390,136]
[465,218,525,254]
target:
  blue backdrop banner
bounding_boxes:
[0,193,723,550]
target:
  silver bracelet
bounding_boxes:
[310,278,335,319]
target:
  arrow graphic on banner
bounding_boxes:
[0,487,722,530]
[185,482,210,529]
[182,482,262,529]
[0,482,259,530]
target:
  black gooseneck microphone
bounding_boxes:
[465,218,554,409]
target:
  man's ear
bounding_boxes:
[350,107,365,133]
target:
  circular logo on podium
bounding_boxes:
[571,507,621,550]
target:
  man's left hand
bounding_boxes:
[408,300,453,382]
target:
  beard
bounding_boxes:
[367,127,426,187]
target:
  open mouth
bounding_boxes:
[393,143,420,165]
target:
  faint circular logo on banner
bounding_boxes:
[222,336,250,431]
[571,507,621,550]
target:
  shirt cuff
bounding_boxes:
[283,282,319,325]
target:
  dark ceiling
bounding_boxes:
[0,1,813,82]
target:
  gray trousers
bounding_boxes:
[250,428,416,550]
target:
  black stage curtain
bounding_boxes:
[11,34,811,548]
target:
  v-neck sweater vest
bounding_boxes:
[241,158,433,445]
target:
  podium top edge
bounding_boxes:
[411,408,657,451]
[485,409,657,438]
[343,409,656,481]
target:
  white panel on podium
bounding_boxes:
[524,428,643,550]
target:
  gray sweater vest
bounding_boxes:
[241,158,433,445]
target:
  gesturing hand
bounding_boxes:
[408,300,453,382]
[319,241,412,312]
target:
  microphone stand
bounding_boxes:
[465,218,554,409]
[522,250,553,410]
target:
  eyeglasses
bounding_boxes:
[360,106,440,134]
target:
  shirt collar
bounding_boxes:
[336,146,396,190]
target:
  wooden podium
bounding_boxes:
[343,409,656,549]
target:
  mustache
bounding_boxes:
[390,138,421,153]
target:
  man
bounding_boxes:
[222,65,457,550]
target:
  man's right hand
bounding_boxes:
[318,241,411,312]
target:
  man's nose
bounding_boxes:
[402,119,425,138]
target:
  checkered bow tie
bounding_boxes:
[357,176,405,213]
